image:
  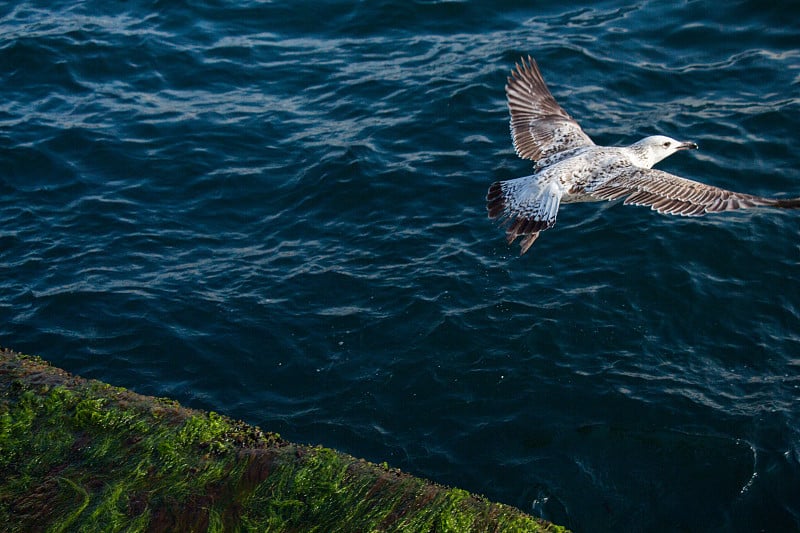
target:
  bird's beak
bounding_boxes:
[679,141,699,150]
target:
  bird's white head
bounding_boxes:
[629,135,698,168]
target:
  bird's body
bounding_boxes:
[487,56,800,254]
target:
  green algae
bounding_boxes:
[0,349,569,532]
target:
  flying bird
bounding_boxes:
[486,56,800,254]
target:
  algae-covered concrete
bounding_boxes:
[0,348,568,532]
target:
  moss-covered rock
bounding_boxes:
[0,348,568,532]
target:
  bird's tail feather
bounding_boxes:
[486,179,559,254]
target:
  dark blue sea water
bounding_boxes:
[2,1,799,531]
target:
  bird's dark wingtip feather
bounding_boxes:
[774,197,800,209]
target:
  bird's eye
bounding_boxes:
[663,141,671,147]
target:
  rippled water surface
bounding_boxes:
[2,1,799,531]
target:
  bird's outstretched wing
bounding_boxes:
[506,56,595,162]
[590,167,800,215]
[487,174,563,254]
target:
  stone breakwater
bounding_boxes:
[0,348,567,532]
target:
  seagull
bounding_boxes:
[486,56,800,254]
